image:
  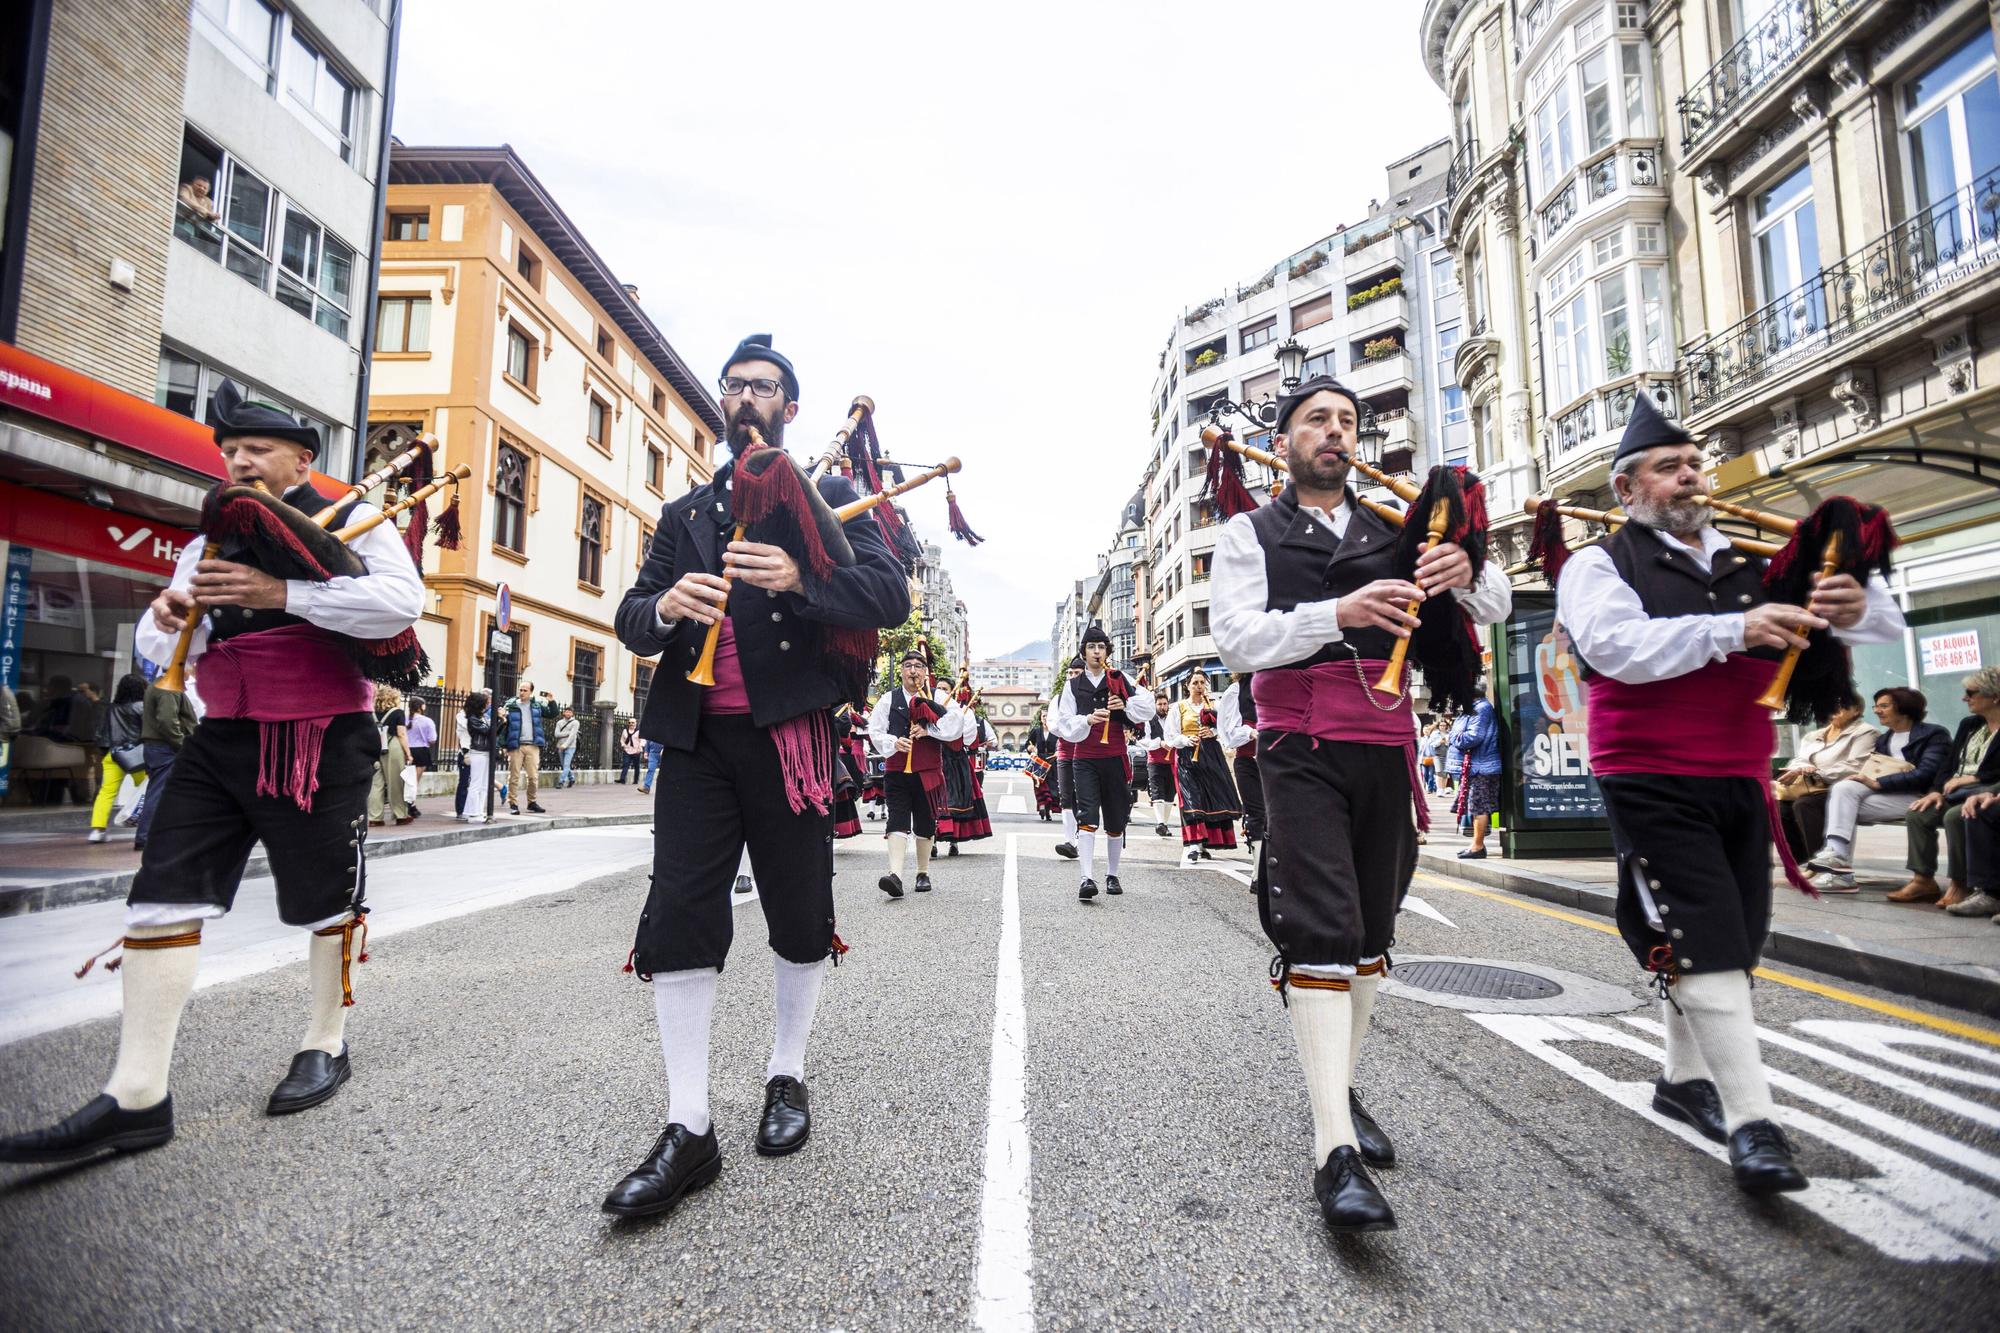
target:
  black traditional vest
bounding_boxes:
[1067,669,1132,759]
[1243,486,1403,667]
[886,685,943,771]
[1575,520,1779,677]
[206,483,361,645]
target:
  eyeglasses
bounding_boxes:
[718,375,784,400]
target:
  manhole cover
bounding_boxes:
[1381,955,1642,1016]
[1392,960,1563,1001]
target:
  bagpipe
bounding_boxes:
[159,439,470,694]
[1094,669,1133,746]
[1198,424,1490,712]
[1525,493,1896,721]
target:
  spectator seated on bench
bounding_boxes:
[1918,668,2000,915]
[1803,686,1950,894]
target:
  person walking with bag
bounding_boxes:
[617,720,644,784]
[87,674,148,844]
[554,706,581,789]
[368,684,411,826]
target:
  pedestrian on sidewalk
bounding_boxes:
[617,720,643,783]
[1557,393,1904,1197]
[87,673,148,844]
[1417,721,1440,793]
[501,681,547,814]
[1925,669,2000,915]
[134,671,199,853]
[1774,693,1874,862]
[1805,687,1951,896]
[554,706,581,789]
[368,684,412,826]
[457,691,493,822]
[1453,689,1501,860]
[405,697,437,818]
[639,738,663,794]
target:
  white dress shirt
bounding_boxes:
[1555,526,1905,685]
[1048,669,1157,741]
[866,686,967,758]
[1216,682,1255,749]
[133,489,425,671]
[1210,498,1514,673]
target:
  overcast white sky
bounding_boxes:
[395,0,1449,656]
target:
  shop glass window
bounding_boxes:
[494,445,528,552]
[374,296,430,353]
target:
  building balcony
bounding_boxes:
[1346,288,1410,338]
[1680,167,2000,420]
[1444,138,1478,214]
[1544,375,1682,486]
[1536,142,1663,256]
[1342,228,1401,278]
[1677,0,1863,159]
[1346,348,1416,398]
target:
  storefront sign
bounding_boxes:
[0,340,224,481]
[0,480,193,575]
[1503,602,1605,823]
[1920,629,1982,675]
[0,546,30,798]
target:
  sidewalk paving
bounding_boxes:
[0,779,654,916]
[1418,785,2000,1019]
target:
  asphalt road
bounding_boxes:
[0,775,1995,1331]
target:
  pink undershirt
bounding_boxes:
[701,618,752,714]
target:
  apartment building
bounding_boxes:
[969,658,1054,693]
[912,540,969,670]
[367,145,723,710]
[0,0,398,800]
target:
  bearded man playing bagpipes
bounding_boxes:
[605,335,911,1219]
[0,384,430,1165]
[1541,393,1904,1197]
[1209,376,1513,1233]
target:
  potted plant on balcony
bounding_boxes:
[1191,347,1221,370]
[1346,275,1403,311]
[1605,333,1631,376]
[1287,250,1329,280]
[1363,336,1403,361]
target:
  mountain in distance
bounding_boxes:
[995,639,1051,663]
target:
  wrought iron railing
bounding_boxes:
[1676,0,1859,151]
[1445,138,1479,213]
[1681,167,2000,414]
[1541,180,1579,244]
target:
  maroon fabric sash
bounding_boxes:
[197,624,374,812]
[1253,661,1428,833]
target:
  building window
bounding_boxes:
[1291,292,1333,333]
[633,660,655,711]
[494,444,529,553]
[1635,221,1665,254]
[587,394,611,450]
[195,2,363,166]
[1752,160,1820,327]
[572,643,601,712]
[1442,383,1468,426]
[596,326,614,362]
[1903,30,2000,220]
[516,243,542,287]
[276,208,355,338]
[1239,316,1277,353]
[387,210,428,241]
[637,521,654,568]
[1550,290,1591,404]
[1542,242,1670,404]
[650,384,666,415]
[154,344,347,474]
[1431,251,1457,295]
[1240,368,1280,406]
[505,322,537,391]
[374,296,430,353]
[193,0,278,86]
[281,24,357,161]
[645,444,665,493]
[1301,348,1337,380]
[578,493,605,587]
[1529,38,1654,192]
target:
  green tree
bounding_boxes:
[872,608,957,699]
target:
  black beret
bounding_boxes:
[722,334,799,402]
[1082,623,1111,648]
[1274,375,1360,435]
[208,379,320,455]
[1612,389,1696,464]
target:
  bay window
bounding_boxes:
[1529,35,1656,193]
[1543,227,1671,405]
[1902,29,2000,264]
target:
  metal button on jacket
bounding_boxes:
[779,641,791,651]
[771,611,782,621]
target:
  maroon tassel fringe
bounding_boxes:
[946,486,984,546]
[1528,503,1570,586]
[732,448,838,580]
[434,492,462,549]
[1201,430,1260,519]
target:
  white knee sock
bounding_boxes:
[1063,810,1077,842]
[767,955,827,1082]
[300,925,352,1055]
[1154,799,1171,825]
[1661,996,1713,1083]
[1347,964,1382,1082]
[889,835,907,878]
[1674,970,1777,1132]
[1286,974,1357,1163]
[653,968,718,1135]
[103,924,203,1110]
[1106,833,1123,877]
[1077,829,1096,880]
[915,836,933,873]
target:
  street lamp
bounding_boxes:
[1274,337,1306,389]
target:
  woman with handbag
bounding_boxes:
[368,684,412,827]
[86,673,148,844]
[1774,693,1875,862]
[1805,687,1953,894]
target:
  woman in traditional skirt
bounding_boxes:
[937,702,993,854]
[859,696,886,819]
[1165,671,1242,862]
[831,704,864,840]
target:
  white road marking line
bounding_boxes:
[1402,894,1458,929]
[1791,1019,2000,1093]
[1471,1012,2000,1263]
[974,834,1034,1331]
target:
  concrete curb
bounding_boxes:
[1417,850,2000,1021]
[0,813,652,918]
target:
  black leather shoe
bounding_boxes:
[1105,875,1123,895]
[1078,878,1098,900]
[914,873,933,893]
[1198,847,1212,860]
[1729,1120,1808,1194]
[732,875,754,895]
[878,873,904,899]
[1054,842,1078,859]
[947,844,960,857]
[1314,1146,1397,1232]
[267,1045,351,1116]
[527,801,547,814]
[755,1076,811,1156]
[1652,1077,1727,1144]
[1349,1090,1395,1166]
[602,1123,722,1217]
[0,1093,174,1164]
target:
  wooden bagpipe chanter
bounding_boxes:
[159,437,471,693]
[1525,490,1898,721]
[684,396,983,701]
[1198,423,1490,712]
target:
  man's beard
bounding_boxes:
[1289,444,1351,493]
[727,403,782,454]
[1625,491,1711,535]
